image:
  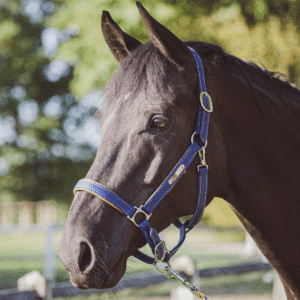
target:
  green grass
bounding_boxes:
[0,230,70,288]
[0,225,274,299]
[0,226,241,287]
[0,226,244,278]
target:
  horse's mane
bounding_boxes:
[186,41,300,95]
[105,40,300,108]
[103,40,300,124]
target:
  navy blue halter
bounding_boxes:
[73,47,212,265]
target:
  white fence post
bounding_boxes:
[170,255,199,300]
[244,231,287,299]
[0,202,14,226]
[273,272,287,300]
[18,201,34,228]
[44,225,56,300]
[244,231,268,262]
[37,201,57,227]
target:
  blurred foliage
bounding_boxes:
[48,0,300,98]
[0,0,98,203]
[1,0,300,226]
[203,198,242,227]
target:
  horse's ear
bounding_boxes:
[136,2,193,69]
[102,11,142,62]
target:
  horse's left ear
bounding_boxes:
[102,11,142,62]
[137,2,193,70]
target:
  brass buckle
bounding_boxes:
[197,140,208,171]
[200,92,213,113]
[127,205,151,227]
[154,261,174,278]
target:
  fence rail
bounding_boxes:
[198,261,272,278]
[0,262,273,300]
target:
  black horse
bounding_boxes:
[60,3,300,299]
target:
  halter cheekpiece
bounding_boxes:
[73,47,211,299]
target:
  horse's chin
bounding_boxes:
[101,263,126,289]
[70,254,128,290]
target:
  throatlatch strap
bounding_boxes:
[188,47,212,144]
[185,167,208,231]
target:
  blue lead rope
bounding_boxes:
[73,47,211,299]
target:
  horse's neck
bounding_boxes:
[210,63,300,298]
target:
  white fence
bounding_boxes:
[0,201,60,299]
[0,201,57,227]
[0,210,285,300]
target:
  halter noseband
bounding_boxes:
[73,47,212,265]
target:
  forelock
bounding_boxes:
[103,42,191,112]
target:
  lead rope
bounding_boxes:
[155,262,207,299]
[153,241,208,299]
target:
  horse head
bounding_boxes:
[60,2,225,290]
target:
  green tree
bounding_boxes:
[0,0,98,205]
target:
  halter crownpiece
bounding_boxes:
[73,47,211,299]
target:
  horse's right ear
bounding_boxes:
[102,11,142,62]
[136,2,193,70]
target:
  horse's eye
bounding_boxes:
[150,116,170,131]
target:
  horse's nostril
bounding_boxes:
[78,242,93,273]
